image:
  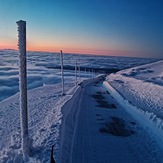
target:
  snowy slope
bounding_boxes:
[104,60,163,149]
[0,83,80,162]
[1,74,161,162]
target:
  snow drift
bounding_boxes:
[104,60,163,149]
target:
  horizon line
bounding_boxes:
[0,48,162,59]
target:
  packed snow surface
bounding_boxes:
[59,77,163,162]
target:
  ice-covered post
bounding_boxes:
[78,63,81,82]
[60,50,65,95]
[85,68,87,78]
[92,69,94,78]
[75,61,77,85]
[89,69,91,78]
[16,20,29,156]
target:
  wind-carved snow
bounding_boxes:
[0,83,79,162]
[104,60,163,149]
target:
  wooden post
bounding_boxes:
[16,20,29,156]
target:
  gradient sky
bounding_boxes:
[0,0,163,58]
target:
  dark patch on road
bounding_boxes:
[93,82,99,87]
[93,75,106,87]
[95,81,100,84]
[96,91,102,94]
[92,94,105,100]
[103,91,110,94]
[98,103,116,109]
[97,118,104,121]
[130,121,136,126]
[91,93,116,109]
[96,91,110,95]
[99,117,134,137]
[96,114,101,116]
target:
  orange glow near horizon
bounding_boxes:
[0,39,17,49]
[0,41,136,57]
[0,43,17,50]
[26,42,135,56]
[26,45,130,56]
[0,38,124,56]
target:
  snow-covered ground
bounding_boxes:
[59,77,163,163]
[0,82,82,162]
[104,60,163,149]
[0,49,162,162]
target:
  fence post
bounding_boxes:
[75,61,78,85]
[60,50,65,95]
[16,20,29,157]
[78,63,81,82]
[92,69,94,78]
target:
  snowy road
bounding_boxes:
[59,77,162,163]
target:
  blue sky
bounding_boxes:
[0,0,163,58]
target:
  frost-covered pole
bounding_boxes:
[85,68,87,78]
[78,63,81,82]
[92,69,94,78]
[75,61,77,85]
[89,69,90,78]
[60,50,65,95]
[16,20,29,156]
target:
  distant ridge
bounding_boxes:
[0,48,17,51]
[46,65,120,74]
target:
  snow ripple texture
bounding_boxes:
[107,60,163,119]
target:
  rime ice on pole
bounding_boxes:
[16,20,29,157]
[60,50,65,95]
[75,61,78,85]
[78,63,80,82]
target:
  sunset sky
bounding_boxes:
[0,0,163,58]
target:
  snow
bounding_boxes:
[59,76,163,162]
[104,60,163,150]
[0,83,80,162]
[0,49,162,162]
